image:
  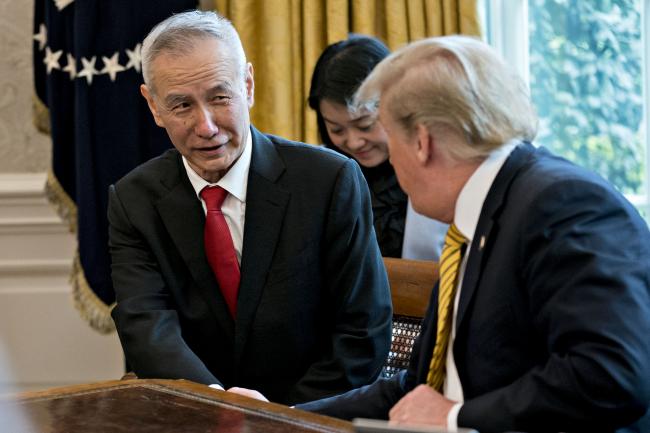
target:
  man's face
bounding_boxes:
[378,105,419,196]
[141,37,254,183]
[379,104,456,224]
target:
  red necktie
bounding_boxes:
[200,186,240,318]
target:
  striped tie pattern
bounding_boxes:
[426,223,466,391]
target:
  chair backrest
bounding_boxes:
[382,257,438,379]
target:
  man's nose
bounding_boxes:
[193,107,218,138]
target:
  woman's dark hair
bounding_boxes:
[308,34,390,148]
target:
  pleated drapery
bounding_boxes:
[208,0,480,145]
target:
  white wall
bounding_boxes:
[0,173,124,393]
[0,0,51,173]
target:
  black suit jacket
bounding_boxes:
[298,143,650,432]
[108,127,392,405]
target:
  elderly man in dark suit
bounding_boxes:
[296,36,650,432]
[107,10,392,406]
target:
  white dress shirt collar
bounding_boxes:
[444,139,520,431]
[453,140,519,241]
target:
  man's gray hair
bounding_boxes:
[354,35,538,160]
[141,10,247,91]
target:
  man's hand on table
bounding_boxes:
[227,387,269,402]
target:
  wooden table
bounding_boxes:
[0,379,354,432]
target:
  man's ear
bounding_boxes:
[415,123,433,164]
[140,84,165,127]
[245,62,255,108]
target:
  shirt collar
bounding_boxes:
[454,140,519,243]
[183,128,253,203]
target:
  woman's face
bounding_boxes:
[319,99,389,167]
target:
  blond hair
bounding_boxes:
[355,35,537,160]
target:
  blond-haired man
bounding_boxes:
[297,36,650,433]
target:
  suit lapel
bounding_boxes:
[154,151,235,337]
[455,143,536,330]
[234,128,290,361]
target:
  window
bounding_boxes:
[479,0,649,219]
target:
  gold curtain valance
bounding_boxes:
[207,0,480,144]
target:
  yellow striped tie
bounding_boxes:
[426,223,466,391]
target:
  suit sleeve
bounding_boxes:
[108,184,221,386]
[458,179,650,433]
[297,279,438,418]
[296,370,407,419]
[287,159,393,403]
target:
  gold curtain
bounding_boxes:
[206,0,480,145]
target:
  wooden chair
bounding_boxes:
[381,257,438,378]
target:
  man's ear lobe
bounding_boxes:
[245,62,255,108]
[140,84,164,127]
[415,123,432,164]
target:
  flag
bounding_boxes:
[33,0,198,333]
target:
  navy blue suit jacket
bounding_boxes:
[108,127,392,405]
[298,143,650,432]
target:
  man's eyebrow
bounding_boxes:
[164,94,189,108]
[162,82,239,108]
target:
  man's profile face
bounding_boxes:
[379,102,456,224]
[378,104,418,196]
[141,37,254,183]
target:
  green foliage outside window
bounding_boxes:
[528,0,644,194]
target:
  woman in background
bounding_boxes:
[308,35,447,259]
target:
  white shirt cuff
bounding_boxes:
[446,403,462,432]
[209,384,224,391]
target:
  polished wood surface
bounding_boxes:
[383,257,438,318]
[1,379,353,432]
